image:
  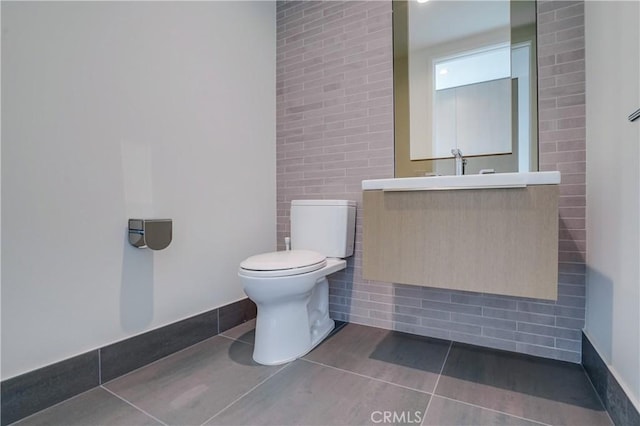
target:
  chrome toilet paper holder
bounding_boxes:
[128,219,172,250]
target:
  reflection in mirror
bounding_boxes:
[394,0,538,177]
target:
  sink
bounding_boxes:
[361,171,561,191]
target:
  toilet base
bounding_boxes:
[241,259,346,366]
[309,317,335,353]
[253,317,335,366]
[251,305,335,366]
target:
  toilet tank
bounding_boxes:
[290,200,356,258]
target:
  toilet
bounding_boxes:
[238,199,356,365]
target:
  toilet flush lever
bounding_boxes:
[284,237,291,251]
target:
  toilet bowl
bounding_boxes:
[238,200,356,365]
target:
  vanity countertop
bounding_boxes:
[362,171,561,191]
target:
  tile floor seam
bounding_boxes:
[421,341,452,426]
[579,364,616,425]
[198,362,292,426]
[427,343,577,426]
[98,349,102,384]
[101,334,251,386]
[430,394,553,426]
[217,333,253,345]
[100,385,169,426]
[299,357,433,396]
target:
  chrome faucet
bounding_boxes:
[451,148,466,176]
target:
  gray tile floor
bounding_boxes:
[13,321,613,426]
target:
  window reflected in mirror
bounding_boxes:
[431,44,513,160]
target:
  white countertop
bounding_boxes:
[362,171,561,191]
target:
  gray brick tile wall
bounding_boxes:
[277,0,585,363]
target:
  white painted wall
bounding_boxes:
[585,0,640,409]
[1,1,276,380]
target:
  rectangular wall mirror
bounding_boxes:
[394,0,538,177]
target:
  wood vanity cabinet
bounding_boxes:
[362,185,559,300]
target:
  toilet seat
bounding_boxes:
[239,249,327,278]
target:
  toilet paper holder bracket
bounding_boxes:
[128,219,172,250]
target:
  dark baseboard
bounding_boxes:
[1,298,256,426]
[582,332,640,426]
[219,298,257,334]
[100,308,219,383]
[0,351,99,426]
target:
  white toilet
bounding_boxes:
[238,199,356,365]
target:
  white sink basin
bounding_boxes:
[362,171,561,191]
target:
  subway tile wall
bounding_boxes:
[276,0,586,363]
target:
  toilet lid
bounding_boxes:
[240,250,327,276]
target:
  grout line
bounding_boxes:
[299,358,432,395]
[421,341,452,426]
[217,333,254,346]
[198,363,292,426]
[432,395,552,426]
[101,386,169,426]
[98,349,102,384]
[218,320,256,343]
[430,341,452,395]
[425,343,555,426]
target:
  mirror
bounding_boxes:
[394,0,538,177]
